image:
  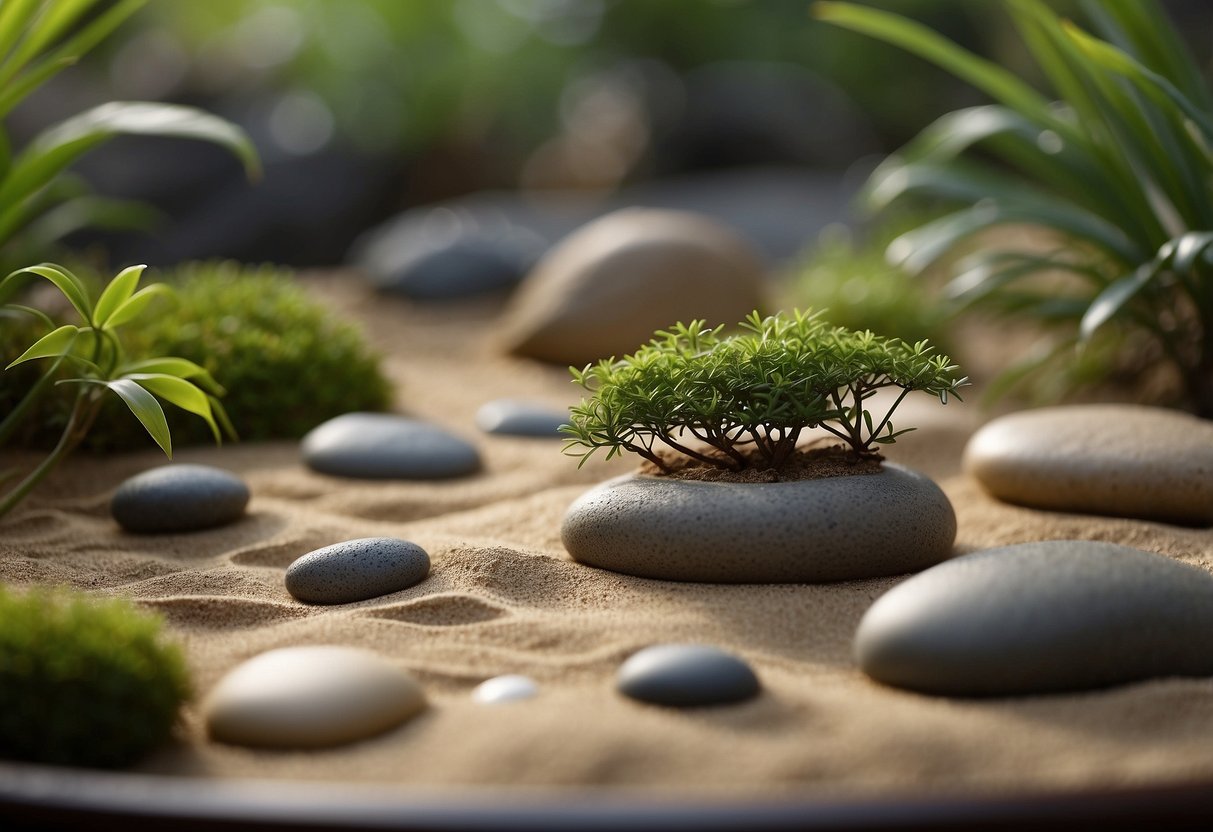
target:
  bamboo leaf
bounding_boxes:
[119,356,225,395]
[104,283,173,329]
[5,324,77,368]
[1080,261,1161,339]
[0,263,92,322]
[106,378,171,457]
[93,263,145,328]
[127,373,220,443]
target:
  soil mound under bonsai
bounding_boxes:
[639,444,883,483]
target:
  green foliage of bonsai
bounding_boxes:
[563,310,966,473]
[0,585,190,768]
[92,261,393,448]
[817,0,1213,415]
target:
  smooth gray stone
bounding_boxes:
[205,646,426,748]
[286,537,430,605]
[475,399,568,438]
[472,674,539,704]
[855,540,1213,697]
[617,644,760,707]
[352,205,545,300]
[562,463,955,583]
[111,464,249,534]
[302,413,480,480]
[964,404,1213,526]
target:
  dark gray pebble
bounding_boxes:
[111,464,249,534]
[475,399,568,438]
[617,644,760,707]
[855,540,1213,697]
[285,537,430,604]
[302,413,480,480]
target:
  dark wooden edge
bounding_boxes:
[1,763,1212,832]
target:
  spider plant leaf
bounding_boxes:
[93,264,145,329]
[127,373,221,443]
[1,263,92,323]
[0,55,75,120]
[888,201,1140,276]
[5,324,77,368]
[813,2,1060,130]
[106,378,171,458]
[0,0,145,92]
[0,102,259,243]
[24,195,161,249]
[0,0,43,74]
[1080,261,1162,339]
[1078,0,1213,112]
[1169,231,1213,275]
[103,283,174,329]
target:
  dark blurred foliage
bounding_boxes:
[6,0,1212,268]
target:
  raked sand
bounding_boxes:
[3,273,1213,798]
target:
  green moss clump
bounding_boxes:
[0,586,190,768]
[1,261,394,450]
[790,225,957,358]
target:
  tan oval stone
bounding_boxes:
[497,207,768,366]
[964,404,1213,525]
[204,646,425,748]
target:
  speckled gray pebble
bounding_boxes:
[302,413,480,479]
[286,537,430,604]
[562,463,955,582]
[964,404,1213,525]
[617,644,760,707]
[475,399,568,438]
[110,464,249,534]
[855,540,1213,697]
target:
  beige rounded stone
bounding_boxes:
[561,463,956,583]
[497,207,768,366]
[964,404,1213,525]
[204,646,425,748]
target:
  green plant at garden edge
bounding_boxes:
[815,0,1213,416]
[0,0,259,275]
[0,262,233,517]
[0,584,190,768]
[563,310,966,473]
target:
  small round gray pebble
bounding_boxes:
[302,413,480,480]
[111,464,249,534]
[855,540,1213,697]
[286,537,430,605]
[475,399,568,438]
[617,644,760,707]
[472,674,539,704]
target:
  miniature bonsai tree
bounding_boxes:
[0,584,191,768]
[563,310,966,473]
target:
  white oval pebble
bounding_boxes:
[204,646,425,748]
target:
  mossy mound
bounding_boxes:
[0,261,393,450]
[0,586,190,768]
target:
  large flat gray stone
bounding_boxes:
[964,405,1213,525]
[562,463,955,583]
[855,540,1213,697]
[111,464,249,534]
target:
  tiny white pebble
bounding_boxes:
[472,674,538,704]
